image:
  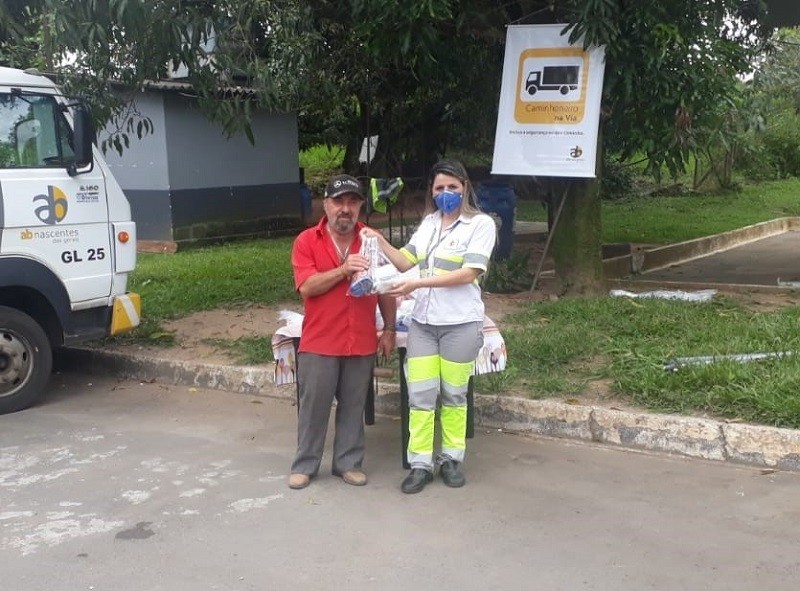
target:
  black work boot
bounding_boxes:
[401,469,433,494]
[439,460,466,488]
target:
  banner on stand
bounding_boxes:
[491,24,606,177]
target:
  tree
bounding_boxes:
[0,0,777,293]
[544,0,769,292]
[1,1,315,152]
[744,27,800,178]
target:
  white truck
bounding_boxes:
[0,67,141,414]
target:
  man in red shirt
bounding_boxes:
[288,174,396,489]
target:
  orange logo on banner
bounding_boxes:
[514,47,589,124]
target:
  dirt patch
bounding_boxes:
[108,287,800,366]
[104,287,800,417]
[109,303,304,365]
[108,293,530,366]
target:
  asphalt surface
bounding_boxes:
[3,372,800,591]
[634,229,800,286]
[6,221,800,590]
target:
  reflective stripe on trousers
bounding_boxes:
[406,320,483,470]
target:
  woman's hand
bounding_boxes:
[360,227,415,273]
[360,227,381,239]
[384,278,418,297]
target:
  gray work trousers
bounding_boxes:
[290,352,374,476]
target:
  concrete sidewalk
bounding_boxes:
[60,345,800,473]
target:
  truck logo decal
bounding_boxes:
[514,47,589,125]
[525,66,579,96]
[19,228,80,242]
[34,186,69,225]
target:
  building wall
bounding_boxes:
[100,90,302,243]
[163,93,300,230]
[101,93,173,241]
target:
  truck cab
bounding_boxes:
[525,65,580,96]
[0,66,140,413]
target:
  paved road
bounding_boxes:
[640,229,800,286]
[2,372,800,591]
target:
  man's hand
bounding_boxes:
[377,330,396,359]
[341,253,370,278]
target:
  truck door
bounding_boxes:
[0,90,112,303]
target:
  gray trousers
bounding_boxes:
[290,353,374,476]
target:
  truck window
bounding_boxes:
[0,93,75,169]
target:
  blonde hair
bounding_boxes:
[424,158,482,217]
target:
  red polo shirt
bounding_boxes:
[292,218,379,356]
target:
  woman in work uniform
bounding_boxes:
[364,159,497,493]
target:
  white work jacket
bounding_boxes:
[400,211,497,325]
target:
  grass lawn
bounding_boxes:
[490,293,800,428]
[120,177,800,428]
[515,178,800,243]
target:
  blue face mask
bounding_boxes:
[434,190,463,214]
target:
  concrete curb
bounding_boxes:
[603,216,800,279]
[60,347,800,472]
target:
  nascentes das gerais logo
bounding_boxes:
[34,185,68,225]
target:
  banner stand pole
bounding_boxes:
[530,181,570,293]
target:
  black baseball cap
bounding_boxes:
[324,174,364,200]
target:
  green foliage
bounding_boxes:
[732,27,800,181]
[0,1,41,68]
[600,155,636,199]
[2,0,314,150]
[569,0,770,178]
[299,144,344,192]
[5,1,790,292]
[484,252,533,294]
[514,200,548,223]
[2,0,777,185]
[760,108,800,177]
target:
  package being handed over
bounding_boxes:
[348,230,400,296]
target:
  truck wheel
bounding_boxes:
[0,306,53,414]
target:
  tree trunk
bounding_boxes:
[550,176,604,295]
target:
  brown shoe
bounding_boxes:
[288,473,310,489]
[339,470,368,486]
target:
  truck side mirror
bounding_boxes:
[69,105,95,176]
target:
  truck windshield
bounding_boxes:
[0,93,75,169]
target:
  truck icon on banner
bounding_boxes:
[525,65,580,96]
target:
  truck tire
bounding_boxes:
[0,306,53,414]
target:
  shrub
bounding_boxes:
[760,109,800,178]
[484,251,532,294]
[601,156,637,199]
